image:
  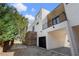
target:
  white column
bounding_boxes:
[66,21,79,56]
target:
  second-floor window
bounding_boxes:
[52,16,60,25]
[52,12,67,25]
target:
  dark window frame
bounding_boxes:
[36,22,39,25]
[52,12,67,25]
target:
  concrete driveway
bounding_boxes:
[0,44,71,56]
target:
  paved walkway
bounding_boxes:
[0,44,71,56]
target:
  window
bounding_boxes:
[56,17,60,23]
[36,22,39,25]
[68,40,70,42]
[52,16,60,25]
[32,26,35,32]
[53,19,56,25]
[52,12,67,25]
[66,3,69,5]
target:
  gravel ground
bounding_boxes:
[0,44,71,56]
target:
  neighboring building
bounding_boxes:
[28,3,79,55]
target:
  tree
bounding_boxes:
[13,11,28,41]
[0,4,18,42]
[0,4,28,51]
[0,4,18,51]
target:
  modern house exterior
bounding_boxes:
[27,3,79,55]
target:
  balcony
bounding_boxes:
[42,21,68,34]
[42,12,67,30]
[42,20,67,31]
[48,12,67,27]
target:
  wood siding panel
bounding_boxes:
[47,3,66,27]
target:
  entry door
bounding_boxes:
[39,37,46,48]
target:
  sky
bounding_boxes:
[10,3,59,26]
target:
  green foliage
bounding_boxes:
[0,6,18,41]
[0,4,28,42]
[13,12,28,41]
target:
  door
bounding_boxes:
[39,37,46,48]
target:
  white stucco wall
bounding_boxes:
[27,8,49,47]
[64,4,79,26]
[64,4,79,55]
[28,8,49,32]
[46,28,69,50]
[27,20,37,32]
[42,8,49,20]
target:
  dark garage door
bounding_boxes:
[39,37,46,48]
